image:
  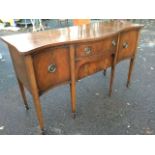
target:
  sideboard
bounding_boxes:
[1,21,143,132]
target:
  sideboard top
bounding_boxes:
[1,21,143,55]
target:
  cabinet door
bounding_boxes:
[33,46,70,93]
[117,29,139,62]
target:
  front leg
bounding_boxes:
[70,83,76,119]
[69,45,76,118]
[25,55,44,132]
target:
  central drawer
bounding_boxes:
[75,36,118,59]
[75,35,118,80]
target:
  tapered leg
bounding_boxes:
[109,66,115,97]
[31,91,44,131]
[108,34,120,97]
[69,45,76,118]
[25,55,44,132]
[103,69,107,76]
[127,58,135,88]
[70,83,76,118]
[17,79,29,110]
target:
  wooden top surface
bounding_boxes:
[1,21,143,55]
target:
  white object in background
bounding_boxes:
[0,53,3,60]
[1,27,20,31]
[30,19,44,32]
[0,23,5,29]
[0,126,4,130]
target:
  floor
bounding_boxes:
[0,20,155,135]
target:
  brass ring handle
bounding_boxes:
[84,47,92,55]
[48,64,56,73]
[112,40,117,47]
[123,42,129,48]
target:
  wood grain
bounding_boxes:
[33,46,70,93]
[1,21,143,55]
[69,45,76,114]
[0,21,144,131]
[25,55,44,130]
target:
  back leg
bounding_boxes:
[103,69,107,76]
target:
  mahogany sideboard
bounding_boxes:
[1,21,143,132]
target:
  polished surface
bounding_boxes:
[1,21,143,54]
[0,21,143,131]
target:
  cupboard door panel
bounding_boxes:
[33,46,70,93]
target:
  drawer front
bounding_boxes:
[117,29,139,61]
[33,46,70,93]
[75,36,118,58]
[76,55,113,80]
